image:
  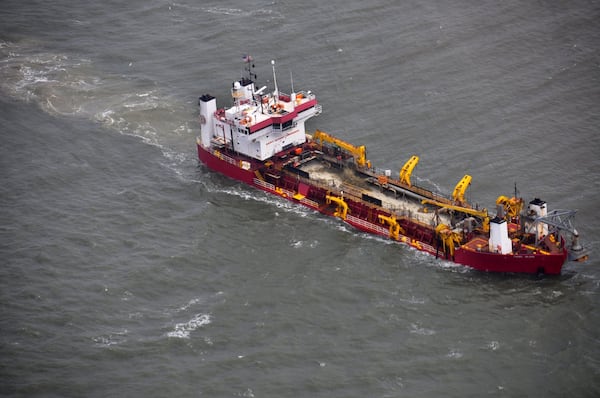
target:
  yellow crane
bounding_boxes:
[312,129,371,169]
[452,174,472,204]
[421,198,490,232]
[399,155,419,187]
[495,195,523,220]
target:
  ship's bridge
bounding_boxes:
[199,59,321,161]
[216,88,320,161]
[226,91,318,132]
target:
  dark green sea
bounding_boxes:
[2,1,599,396]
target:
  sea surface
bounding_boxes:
[1,1,599,397]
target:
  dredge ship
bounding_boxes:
[197,58,588,275]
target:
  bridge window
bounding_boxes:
[273,120,294,131]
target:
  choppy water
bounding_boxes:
[2,1,599,396]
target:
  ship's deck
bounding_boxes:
[298,160,450,226]
[462,237,490,252]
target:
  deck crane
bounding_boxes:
[452,175,472,205]
[312,129,371,169]
[399,155,419,187]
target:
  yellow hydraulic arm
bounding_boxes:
[452,174,472,204]
[496,195,523,220]
[435,224,463,257]
[313,129,371,169]
[377,214,405,241]
[399,155,419,186]
[422,198,490,232]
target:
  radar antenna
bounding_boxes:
[242,54,257,82]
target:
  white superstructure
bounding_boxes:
[489,217,513,254]
[526,198,549,240]
[198,59,321,161]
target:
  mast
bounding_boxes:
[243,54,256,82]
[271,60,279,105]
[290,70,296,108]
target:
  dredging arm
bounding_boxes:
[530,209,589,261]
[422,198,490,232]
[313,129,371,169]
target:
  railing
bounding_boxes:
[211,148,238,167]
[300,197,319,208]
[254,178,275,191]
[347,214,388,235]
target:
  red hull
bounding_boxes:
[198,144,567,274]
[454,247,567,275]
[197,144,255,184]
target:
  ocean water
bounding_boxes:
[1,1,599,396]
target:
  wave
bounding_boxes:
[203,6,284,20]
[0,39,196,176]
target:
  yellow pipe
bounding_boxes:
[435,223,462,257]
[326,194,349,220]
[377,214,405,240]
[423,198,489,233]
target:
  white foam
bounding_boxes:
[290,239,319,249]
[214,186,313,219]
[167,313,211,339]
[175,297,203,313]
[399,296,426,305]
[92,329,129,347]
[205,7,243,16]
[446,348,464,359]
[409,323,436,336]
[486,340,500,351]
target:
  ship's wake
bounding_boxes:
[0,39,197,178]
